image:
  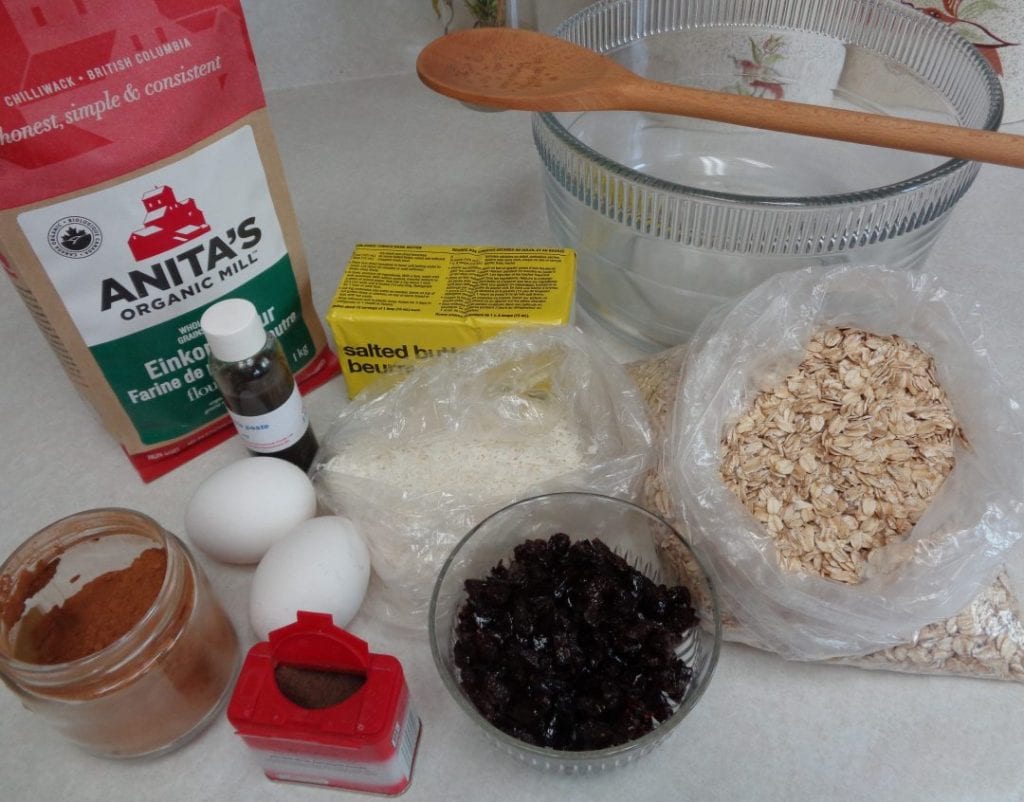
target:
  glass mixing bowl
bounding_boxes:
[429,492,721,773]
[533,0,1003,349]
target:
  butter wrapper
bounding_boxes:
[326,245,576,397]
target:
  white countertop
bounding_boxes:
[3,10,1024,801]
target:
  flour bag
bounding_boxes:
[0,0,337,480]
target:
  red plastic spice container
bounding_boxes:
[227,611,421,794]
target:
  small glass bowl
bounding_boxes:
[533,0,1003,349]
[429,492,721,773]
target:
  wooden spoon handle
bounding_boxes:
[623,79,1019,167]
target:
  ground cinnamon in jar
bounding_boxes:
[17,548,167,664]
[0,509,240,758]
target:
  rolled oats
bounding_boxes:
[629,343,1024,682]
[831,572,1024,681]
[718,326,963,584]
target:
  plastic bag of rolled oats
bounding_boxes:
[626,268,1024,680]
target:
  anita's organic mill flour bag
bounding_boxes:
[0,0,337,480]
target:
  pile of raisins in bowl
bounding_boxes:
[453,533,698,751]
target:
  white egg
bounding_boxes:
[249,516,371,640]
[185,457,317,564]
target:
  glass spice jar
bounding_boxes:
[0,508,240,758]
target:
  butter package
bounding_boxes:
[327,245,576,397]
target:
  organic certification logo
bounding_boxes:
[47,215,102,259]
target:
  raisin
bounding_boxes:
[453,534,698,751]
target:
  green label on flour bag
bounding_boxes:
[17,126,314,445]
[91,261,314,444]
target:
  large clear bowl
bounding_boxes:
[429,492,721,774]
[533,0,1003,350]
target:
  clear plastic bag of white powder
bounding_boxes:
[311,327,654,628]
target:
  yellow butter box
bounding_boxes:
[326,244,577,397]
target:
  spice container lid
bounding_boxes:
[201,298,267,362]
[227,611,406,746]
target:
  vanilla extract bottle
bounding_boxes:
[200,298,318,471]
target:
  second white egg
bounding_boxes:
[249,516,371,640]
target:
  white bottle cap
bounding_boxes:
[200,299,268,362]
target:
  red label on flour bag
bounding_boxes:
[0,1,337,481]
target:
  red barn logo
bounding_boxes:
[128,186,211,261]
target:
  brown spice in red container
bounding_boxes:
[274,664,367,709]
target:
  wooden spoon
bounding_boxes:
[416,27,1024,168]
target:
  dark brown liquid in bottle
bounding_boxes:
[214,343,318,471]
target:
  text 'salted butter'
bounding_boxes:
[326,244,576,397]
